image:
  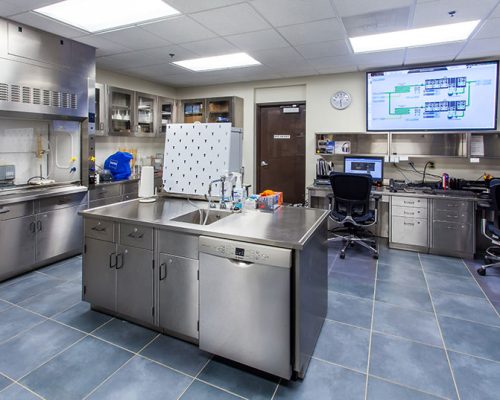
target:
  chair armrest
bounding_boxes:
[327,193,334,208]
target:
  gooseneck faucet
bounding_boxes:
[208,175,227,209]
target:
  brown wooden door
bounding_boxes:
[257,104,306,204]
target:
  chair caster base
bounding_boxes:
[373,253,379,260]
[477,268,486,276]
[340,252,345,259]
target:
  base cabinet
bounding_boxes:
[83,237,117,312]
[158,253,199,339]
[116,245,154,324]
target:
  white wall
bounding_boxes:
[177,71,500,190]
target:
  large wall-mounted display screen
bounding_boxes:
[367,61,498,131]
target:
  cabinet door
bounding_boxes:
[116,245,154,324]
[0,216,36,281]
[83,238,116,311]
[158,253,199,339]
[158,97,173,135]
[432,221,474,254]
[36,205,84,262]
[109,87,134,135]
[135,93,156,137]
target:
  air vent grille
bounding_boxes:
[0,83,7,101]
[10,85,20,102]
[0,82,79,111]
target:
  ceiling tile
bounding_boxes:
[226,29,289,52]
[180,37,239,57]
[0,0,59,15]
[0,2,20,16]
[277,19,345,46]
[161,0,246,14]
[474,17,500,40]
[120,62,184,79]
[8,11,88,38]
[139,15,217,44]
[354,49,405,69]
[307,54,356,69]
[456,37,500,59]
[412,0,497,28]
[250,46,307,67]
[317,65,358,74]
[404,43,464,64]
[294,39,351,59]
[97,26,170,51]
[342,7,411,37]
[251,0,336,27]
[74,35,130,57]
[333,0,413,18]
[190,3,271,36]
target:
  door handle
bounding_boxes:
[109,252,117,268]
[30,221,36,233]
[91,224,106,232]
[260,160,268,167]
[37,220,42,231]
[159,262,167,280]
[116,252,124,269]
[128,228,144,239]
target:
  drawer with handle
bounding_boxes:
[391,205,428,219]
[431,221,473,254]
[392,197,428,209]
[84,218,115,242]
[433,208,471,222]
[119,223,153,250]
[0,201,34,221]
[38,192,87,213]
[433,199,472,213]
[89,184,121,201]
[391,216,428,247]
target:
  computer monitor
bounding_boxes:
[344,156,384,183]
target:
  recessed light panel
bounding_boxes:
[172,53,261,72]
[35,0,180,33]
[350,20,480,53]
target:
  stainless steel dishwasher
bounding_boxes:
[199,236,292,379]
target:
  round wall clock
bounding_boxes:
[330,90,352,110]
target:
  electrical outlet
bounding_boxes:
[428,161,435,169]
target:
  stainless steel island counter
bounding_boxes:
[80,197,329,380]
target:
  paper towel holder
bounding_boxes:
[138,166,157,203]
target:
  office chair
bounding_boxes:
[477,179,500,276]
[328,173,380,259]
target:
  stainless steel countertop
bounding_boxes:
[90,178,140,187]
[81,197,329,250]
[307,184,481,202]
[0,184,88,206]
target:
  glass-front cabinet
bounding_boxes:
[207,98,231,123]
[109,87,134,135]
[135,92,156,136]
[158,97,174,135]
[182,99,205,123]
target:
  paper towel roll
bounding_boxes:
[138,166,155,201]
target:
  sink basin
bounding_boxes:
[171,209,233,225]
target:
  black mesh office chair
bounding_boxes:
[477,179,500,276]
[328,173,380,259]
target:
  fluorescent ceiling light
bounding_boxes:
[350,20,480,53]
[172,53,261,72]
[35,0,180,33]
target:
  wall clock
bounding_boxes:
[330,90,352,110]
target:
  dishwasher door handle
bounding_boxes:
[228,258,254,268]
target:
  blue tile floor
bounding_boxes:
[0,244,499,399]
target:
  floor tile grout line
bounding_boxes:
[194,377,249,400]
[461,258,500,319]
[327,288,373,302]
[269,378,281,400]
[368,373,451,400]
[175,357,211,400]
[418,252,462,400]
[81,333,162,400]
[425,286,488,301]
[323,317,371,332]
[364,255,378,400]
[330,269,377,283]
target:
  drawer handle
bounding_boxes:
[0,208,11,214]
[91,225,106,232]
[128,230,144,239]
[159,262,167,280]
[404,222,415,226]
[109,252,117,268]
[403,212,415,216]
[37,220,42,231]
[57,198,70,205]
[404,201,415,205]
[30,221,36,233]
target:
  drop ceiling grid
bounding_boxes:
[0,0,500,85]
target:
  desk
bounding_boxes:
[308,184,479,259]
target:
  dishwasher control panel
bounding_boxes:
[199,236,292,268]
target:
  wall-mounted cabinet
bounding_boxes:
[315,132,389,156]
[390,132,467,158]
[180,96,243,127]
[469,132,500,159]
[95,84,176,137]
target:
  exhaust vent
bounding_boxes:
[0,82,79,111]
[10,85,20,102]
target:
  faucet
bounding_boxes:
[208,175,227,209]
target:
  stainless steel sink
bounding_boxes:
[171,209,233,225]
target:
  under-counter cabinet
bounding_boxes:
[83,220,155,325]
[390,196,429,250]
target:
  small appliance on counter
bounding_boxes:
[138,166,156,203]
[0,165,15,188]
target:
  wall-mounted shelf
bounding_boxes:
[315,131,500,159]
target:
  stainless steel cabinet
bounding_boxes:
[36,205,84,262]
[108,87,134,135]
[0,215,36,280]
[135,92,156,137]
[158,97,174,136]
[390,197,429,250]
[116,245,154,324]
[83,237,117,311]
[158,253,199,339]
